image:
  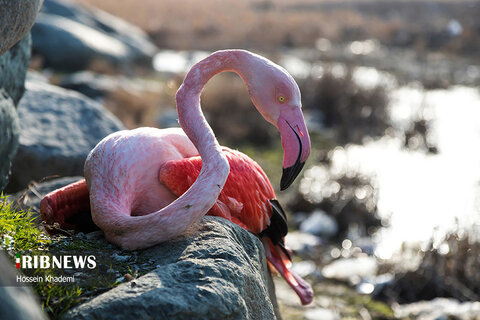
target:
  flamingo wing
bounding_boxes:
[159,147,277,234]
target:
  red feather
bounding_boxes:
[159,147,275,234]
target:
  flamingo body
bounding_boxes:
[40,49,314,304]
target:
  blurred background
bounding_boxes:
[13,0,480,318]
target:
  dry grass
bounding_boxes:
[300,69,390,144]
[378,227,480,303]
[76,0,480,57]
[75,0,389,51]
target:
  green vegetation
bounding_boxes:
[0,194,153,319]
[0,194,49,252]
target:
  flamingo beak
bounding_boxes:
[278,107,311,190]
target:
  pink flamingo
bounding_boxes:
[40,50,312,304]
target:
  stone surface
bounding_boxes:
[6,80,124,192]
[0,0,43,55]
[59,71,163,100]
[0,34,31,106]
[0,92,19,191]
[63,216,280,320]
[0,252,47,320]
[32,0,157,71]
[322,256,378,284]
[299,210,338,238]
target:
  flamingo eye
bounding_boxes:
[278,96,285,103]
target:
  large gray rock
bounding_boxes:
[59,71,163,100]
[0,92,20,191]
[6,80,125,192]
[0,0,43,55]
[63,216,280,320]
[0,252,47,320]
[0,34,31,106]
[32,0,158,71]
[0,21,35,191]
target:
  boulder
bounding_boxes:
[62,216,280,320]
[59,71,120,99]
[0,252,47,320]
[0,34,31,106]
[6,80,125,192]
[0,0,43,55]
[0,20,35,191]
[59,71,163,100]
[299,210,338,239]
[0,93,20,191]
[32,0,158,71]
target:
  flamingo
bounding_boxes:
[40,49,313,304]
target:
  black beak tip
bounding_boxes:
[280,161,305,191]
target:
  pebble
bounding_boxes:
[300,210,338,238]
[285,231,322,254]
[85,231,104,240]
[322,256,378,284]
[291,260,320,278]
[112,253,131,262]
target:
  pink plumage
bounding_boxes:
[40,49,313,305]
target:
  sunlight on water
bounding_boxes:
[329,86,480,259]
[153,50,209,74]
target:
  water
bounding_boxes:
[153,50,209,74]
[330,86,480,258]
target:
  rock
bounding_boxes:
[0,93,19,191]
[32,0,157,71]
[0,34,31,106]
[0,252,47,320]
[322,256,378,284]
[26,70,50,84]
[0,18,35,191]
[290,260,320,279]
[299,210,338,238]
[59,71,163,100]
[0,0,43,55]
[285,231,322,255]
[63,216,280,320]
[59,71,119,99]
[32,13,130,71]
[6,80,124,192]
[394,298,480,320]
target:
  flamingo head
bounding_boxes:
[244,54,311,190]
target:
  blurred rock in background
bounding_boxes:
[0,0,43,191]
[31,0,158,71]
[6,80,125,193]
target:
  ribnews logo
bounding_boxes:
[15,253,96,269]
[15,253,97,284]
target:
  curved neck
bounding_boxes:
[176,50,250,158]
[89,50,265,249]
[159,50,252,227]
